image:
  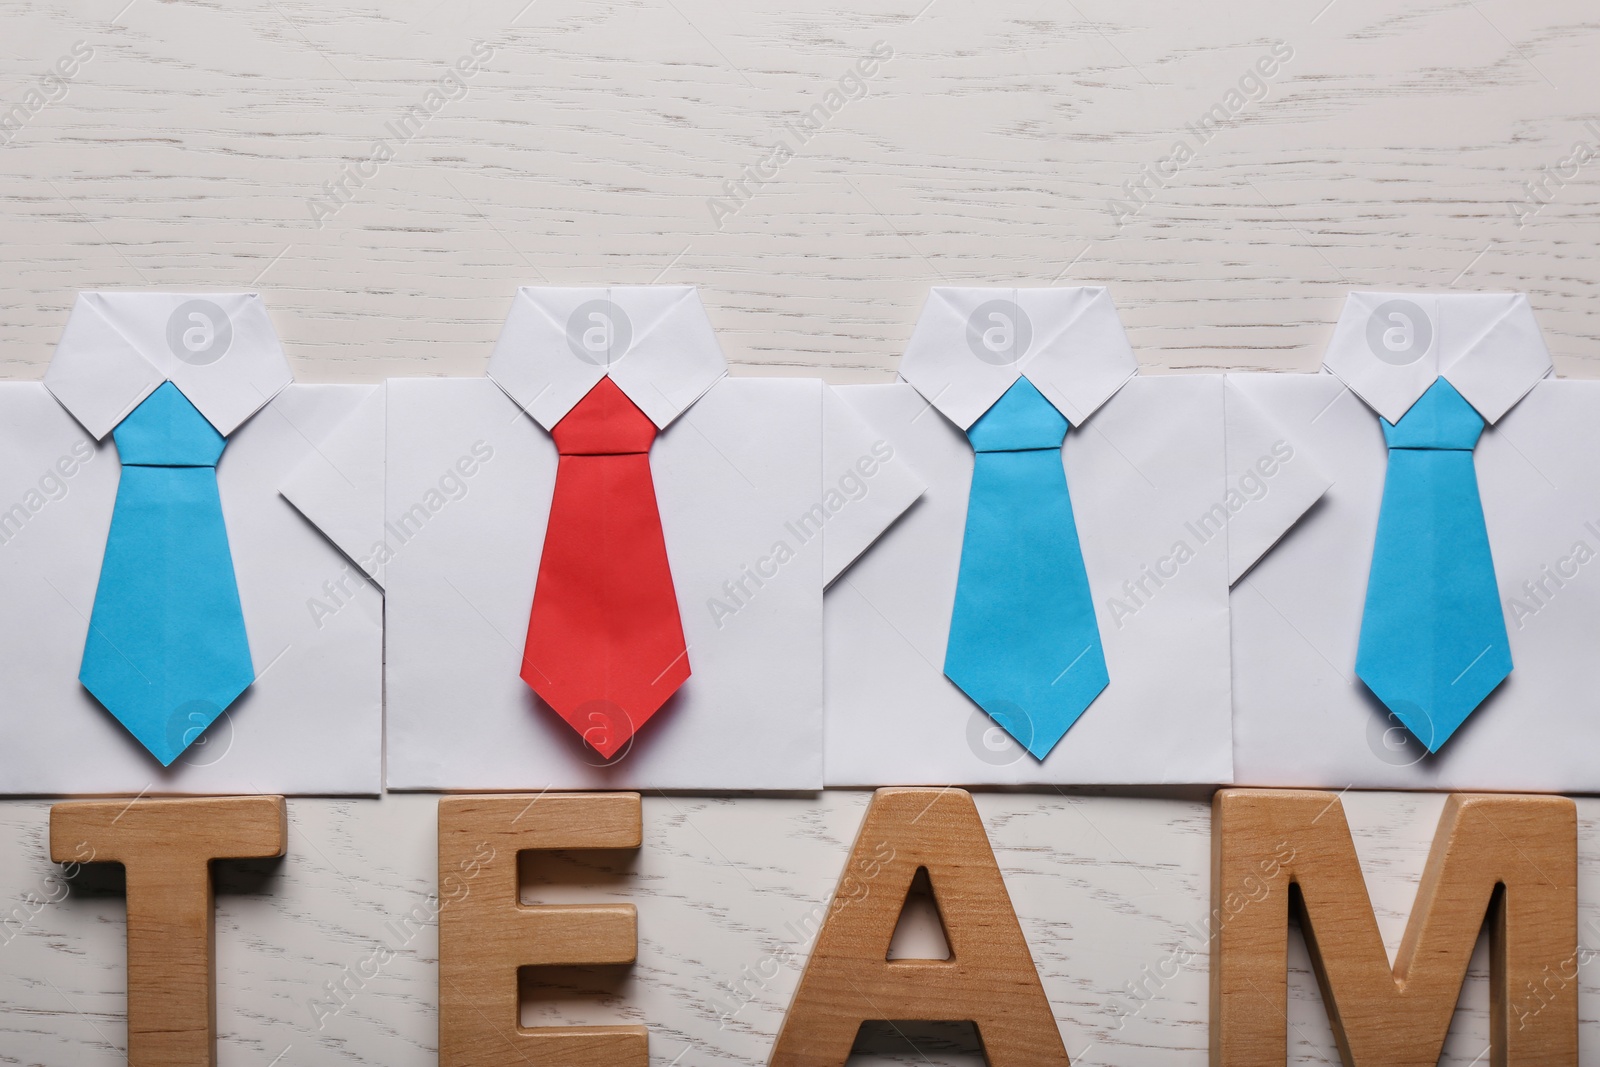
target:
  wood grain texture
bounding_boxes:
[770,788,1069,1066]
[5,793,1600,1064]
[47,795,288,1067]
[438,792,646,1067]
[1211,789,1577,1067]
[2,0,1600,387]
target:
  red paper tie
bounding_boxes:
[522,377,690,757]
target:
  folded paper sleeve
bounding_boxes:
[1223,377,1332,585]
[279,384,387,587]
[821,385,926,586]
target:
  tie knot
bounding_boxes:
[552,377,658,455]
[966,377,1069,452]
[1381,378,1484,450]
[112,382,226,466]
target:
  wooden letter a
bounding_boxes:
[770,787,1069,1066]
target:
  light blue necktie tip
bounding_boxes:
[946,658,1110,761]
[79,663,251,767]
[1357,645,1512,754]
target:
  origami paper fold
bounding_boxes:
[306,285,923,790]
[0,292,383,795]
[1229,291,1600,791]
[824,286,1330,786]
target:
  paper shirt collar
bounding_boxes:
[898,286,1138,429]
[45,291,292,440]
[1323,291,1552,425]
[486,286,729,432]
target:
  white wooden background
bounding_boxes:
[5,0,1600,1063]
[1,0,1599,383]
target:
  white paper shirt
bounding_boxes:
[286,286,924,790]
[1230,291,1600,790]
[824,287,1330,786]
[0,293,382,795]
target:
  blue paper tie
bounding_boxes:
[80,382,255,766]
[943,376,1109,760]
[1355,377,1511,753]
